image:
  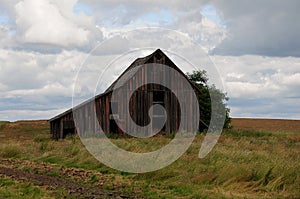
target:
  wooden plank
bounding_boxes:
[105,96,109,133]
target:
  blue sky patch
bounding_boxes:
[140,8,174,24]
[73,2,92,15]
[0,15,8,25]
[201,5,222,25]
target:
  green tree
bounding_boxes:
[186,70,231,132]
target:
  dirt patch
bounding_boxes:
[0,159,139,198]
[231,118,300,133]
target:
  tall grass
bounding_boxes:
[0,121,299,198]
[0,145,21,158]
[0,178,53,198]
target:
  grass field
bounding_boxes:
[0,119,299,198]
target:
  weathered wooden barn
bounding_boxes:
[49,49,200,139]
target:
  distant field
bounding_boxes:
[0,119,299,198]
[231,118,300,133]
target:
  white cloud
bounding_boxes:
[0,0,300,121]
[199,17,227,52]
[0,109,67,121]
[212,55,300,118]
[170,12,226,52]
[281,73,300,86]
[0,48,88,90]
[0,48,91,120]
[14,0,100,47]
[0,25,9,45]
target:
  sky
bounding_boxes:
[0,0,299,121]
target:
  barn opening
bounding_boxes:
[63,120,75,138]
[109,101,119,134]
[152,90,166,131]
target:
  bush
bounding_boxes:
[186,70,231,132]
[1,145,21,158]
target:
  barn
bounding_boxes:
[49,49,200,139]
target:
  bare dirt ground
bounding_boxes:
[0,158,139,198]
[231,118,300,133]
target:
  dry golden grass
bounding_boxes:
[231,118,300,133]
[0,120,299,198]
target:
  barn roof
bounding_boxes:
[49,49,159,122]
[104,49,163,93]
[49,49,199,122]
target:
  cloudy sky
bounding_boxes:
[0,0,299,121]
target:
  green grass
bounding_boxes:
[0,121,299,198]
[0,178,52,199]
[224,129,274,137]
[0,177,77,198]
[0,145,22,158]
[90,174,100,183]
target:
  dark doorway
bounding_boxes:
[109,101,119,134]
[152,91,166,132]
[63,120,75,138]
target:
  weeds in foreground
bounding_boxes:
[0,145,21,158]
[0,178,51,199]
[0,121,299,198]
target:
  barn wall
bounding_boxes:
[108,53,200,134]
[50,51,201,139]
[50,111,74,139]
[72,94,111,137]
